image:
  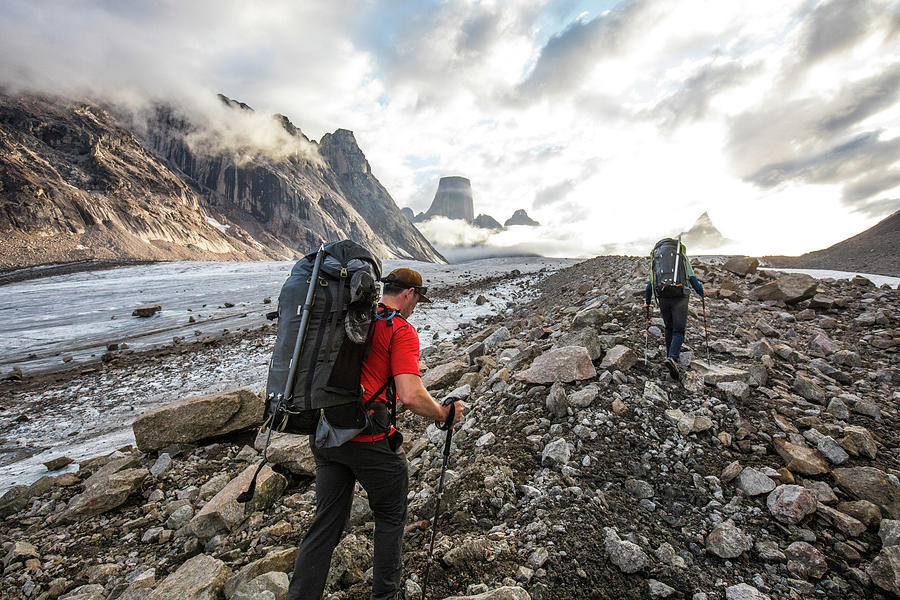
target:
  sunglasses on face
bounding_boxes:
[409,285,427,296]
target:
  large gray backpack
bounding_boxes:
[265,240,382,433]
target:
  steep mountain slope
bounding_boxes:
[144,96,442,263]
[0,94,276,269]
[766,209,900,276]
[0,93,443,270]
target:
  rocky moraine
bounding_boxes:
[1,255,899,600]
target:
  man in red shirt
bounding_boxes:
[286,268,464,600]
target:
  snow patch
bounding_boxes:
[761,268,900,288]
[206,216,230,233]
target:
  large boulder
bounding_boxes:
[840,426,878,459]
[785,541,827,579]
[690,361,750,386]
[735,467,776,496]
[3,541,38,569]
[133,389,263,451]
[422,361,468,390]
[189,462,287,540]
[833,467,900,519]
[599,345,637,372]
[749,273,818,304]
[325,534,373,591]
[515,346,596,384]
[571,305,609,329]
[553,329,603,360]
[60,585,106,600]
[230,572,289,600]
[146,554,231,600]
[56,453,146,522]
[816,504,866,537]
[0,475,58,518]
[603,528,648,574]
[723,256,759,276]
[724,583,768,600]
[225,547,298,599]
[705,520,753,558]
[254,431,316,476]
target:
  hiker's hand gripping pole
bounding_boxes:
[421,398,457,600]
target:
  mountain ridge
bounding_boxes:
[0,93,444,269]
[765,209,900,277]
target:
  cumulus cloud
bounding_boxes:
[533,179,577,209]
[413,217,493,248]
[515,0,655,101]
[1,0,898,257]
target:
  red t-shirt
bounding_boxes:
[351,307,421,442]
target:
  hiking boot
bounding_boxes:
[664,357,680,381]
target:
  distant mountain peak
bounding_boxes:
[505,209,540,227]
[425,176,475,222]
[680,211,731,251]
[473,214,503,230]
[216,93,253,112]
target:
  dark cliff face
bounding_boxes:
[425,176,475,222]
[0,94,275,269]
[0,93,444,269]
[144,102,443,262]
[318,129,443,261]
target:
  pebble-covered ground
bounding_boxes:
[1,256,899,600]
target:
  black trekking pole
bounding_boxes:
[238,243,325,503]
[701,294,710,365]
[421,400,457,600]
[644,304,650,367]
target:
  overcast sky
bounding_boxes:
[1,0,898,257]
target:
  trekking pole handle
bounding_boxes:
[437,400,456,431]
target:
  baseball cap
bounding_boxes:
[382,268,431,303]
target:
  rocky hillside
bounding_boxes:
[766,210,900,277]
[1,258,899,600]
[0,94,278,270]
[0,93,443,270]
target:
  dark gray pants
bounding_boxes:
[286,437,408,600]
[659,295,689,359]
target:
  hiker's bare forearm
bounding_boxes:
[395,373,446,420]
